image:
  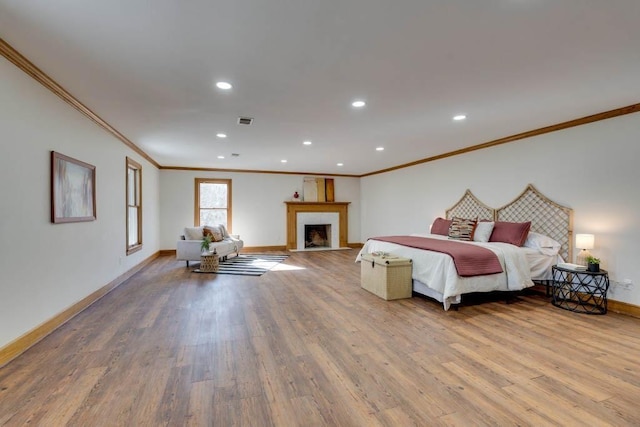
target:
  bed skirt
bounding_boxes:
[413,280,461,310]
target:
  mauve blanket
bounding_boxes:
[370,236,503,277]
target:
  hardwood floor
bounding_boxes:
[1,250,639,426]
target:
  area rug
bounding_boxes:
[195,254,289,276]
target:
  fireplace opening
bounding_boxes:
[305,224,331,248]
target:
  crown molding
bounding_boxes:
[3,38,639,178]
[159,165,360,178]
[361,103,640,177]
[0,38,159,168]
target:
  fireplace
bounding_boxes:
[296,212,339,250]
[305,224,331,248]
[285,202,350,250]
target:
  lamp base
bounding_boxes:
[576,249,592,266]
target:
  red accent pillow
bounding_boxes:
[489,221,531,246]
[431,217,452,235]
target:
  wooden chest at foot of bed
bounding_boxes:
[360,253,413,300]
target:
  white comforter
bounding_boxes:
[356,233,534,307]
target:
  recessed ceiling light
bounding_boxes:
[351,100,366,108]
[281,159,288,163]
[376,147,384,151]
[216,81,232,90]
[337,163,344,166]
[216,133,227,138]
[303,140,312,145]
[453,114,467,121]
[217,155,225,159]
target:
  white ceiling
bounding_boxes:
[1,0,639,176]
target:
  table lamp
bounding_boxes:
[575,233,594,266]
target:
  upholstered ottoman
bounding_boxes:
[360,253,413,300]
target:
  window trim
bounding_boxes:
[126,157,143,255]
[194,178,232,232]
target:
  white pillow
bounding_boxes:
[524,231,561,256]
[473,221,495,242]
[184,226,204,240]
[218,224,230,238]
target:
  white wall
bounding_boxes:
[361,112,640,305]
[0,57,160,349]
[160,170,361,248]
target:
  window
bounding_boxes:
[126,157,142,254]
[195,178,232,230]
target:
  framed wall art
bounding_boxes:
[51,151,96,223]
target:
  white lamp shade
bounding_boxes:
[576,233,595,250]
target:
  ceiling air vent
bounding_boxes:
[237,117,254,125]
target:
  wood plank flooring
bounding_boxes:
[1,250,639,426]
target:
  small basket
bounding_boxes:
[200,252,219,272]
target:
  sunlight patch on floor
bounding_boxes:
[270,263,306,271]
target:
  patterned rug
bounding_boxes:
[196,254,289,276]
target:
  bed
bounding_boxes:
[356,184,573,310]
